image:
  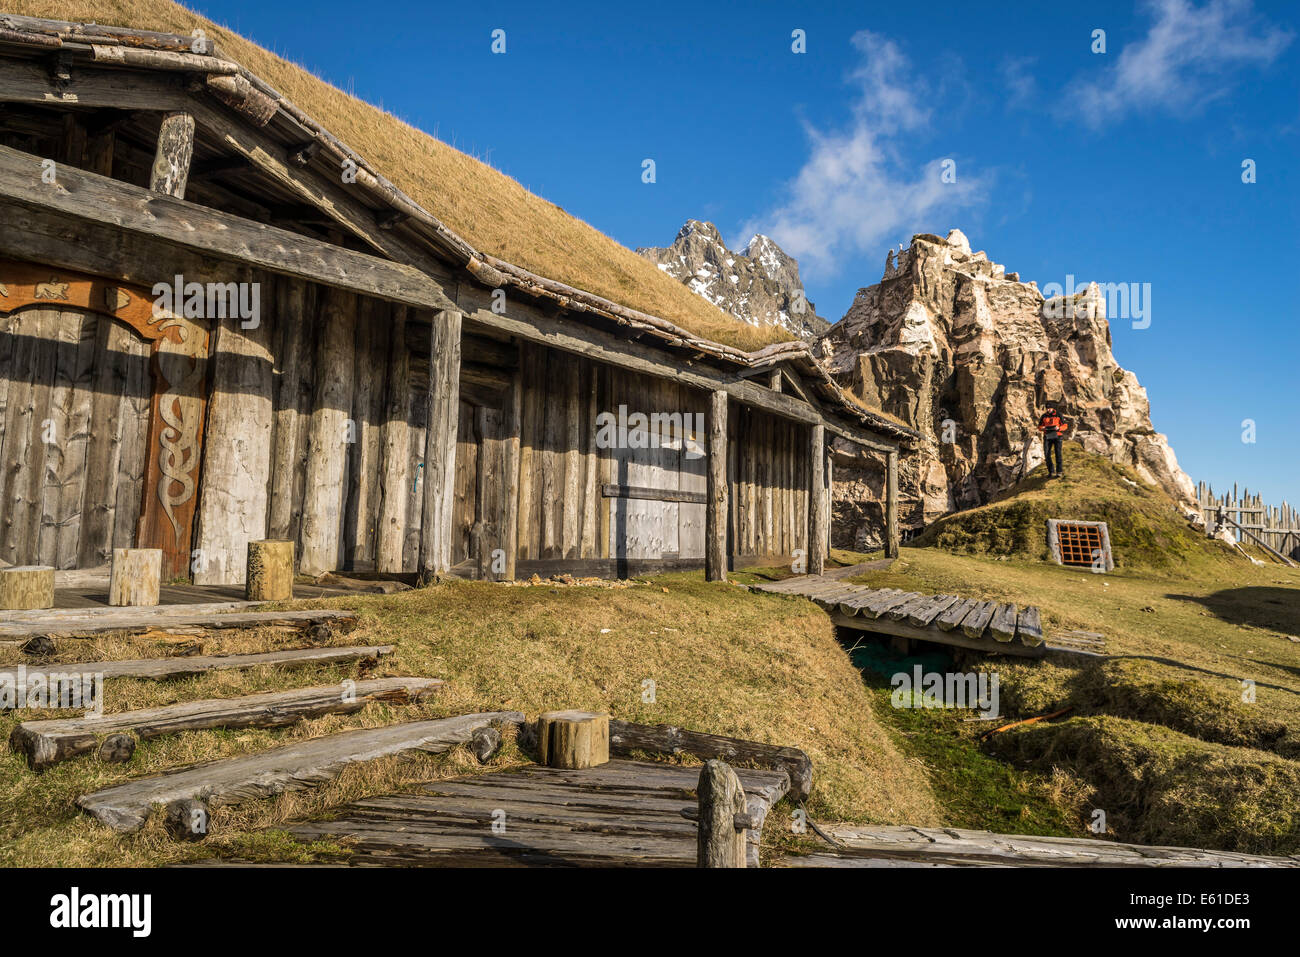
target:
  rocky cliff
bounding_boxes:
[637,220,830,340]
[821,229,1197,549]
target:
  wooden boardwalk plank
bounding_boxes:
[989,603,1019,643]
[960,601,997,639]
[0,608,358,640]
[1016,606,1044,648]
[864,590,920,619]
[886,593,941,622]
[0,645,395,683]
[78,711,524,833]
[906,595,960,628]
[934,598,978,632]
[12,676,441,770]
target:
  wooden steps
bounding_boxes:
[78,711,524,833]
[280,759,790,868]
[0,606,358,640]
[12,677,442,770]
[0,644,396,683]
[753,577,1098,657]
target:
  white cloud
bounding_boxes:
[1068,0,1292,127]
[737,31,984,280]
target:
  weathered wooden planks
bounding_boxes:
[280,759,789,868]
[0,607,357,640]
[78,711,524,833]
[0,644,394,683]
[989,603,1020,643]
[12,676,441,770]
[905,595,960,628]
[1016,606,1044,647]
[934,597,978,632]
[960,600,998,639]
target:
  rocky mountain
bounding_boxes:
[637,221,830,340]
[821,229,1197,549]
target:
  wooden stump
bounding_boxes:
[0,566,54,610]
[697,759,748,868]
[109,549,162,607]
[246,540,294,601]
[535,710,609,769]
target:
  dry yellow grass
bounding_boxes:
[10,0,789,351]
[0,576,938,866]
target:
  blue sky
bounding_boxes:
[190,0,1299,506]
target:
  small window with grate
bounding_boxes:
[1047,519,1114,572]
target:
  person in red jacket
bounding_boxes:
[1038,404,1070,478]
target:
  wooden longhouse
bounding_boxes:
[0,14,916,588]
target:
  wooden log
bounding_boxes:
[608,719,811,802]
[536,710,610,769]
[887,593,941,622]
[0,566,54,610]
[1016,606,1045,648]
[863,589,919,619]
[0,608,357,640]
[498,352,523,581]
[11,676,442,770]
[299,288,357,577]
[77,711,525,833]
[885,448,900,559]
[706,389,728,581]
[267,278,309,543]
[809,423,826,575]
[960,600,998,639]
[375,306,412,572]
[989,603,1019,643]
[246,540,294,601]
[0,644,395,684]
[697,759,747,868]
[108,548,160,607]
[906,595,960,628]
[418,310,462,581]
[148,111,194,199]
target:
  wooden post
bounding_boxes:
[825,444,834,561]
[809,423,826,576]
[299,289,357,577]
[0,566,55,610]
[246,540,294,601]
[375,306,411,573]
[500,352,522,581]
[697,759,747,868]
[149,111,194,199]
[706,389,728,581]
[109,548,161,606]
[418,309,461,582]
[886,448,899,559]
[535,710,609,769]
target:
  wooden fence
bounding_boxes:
[1196,482,1300,559]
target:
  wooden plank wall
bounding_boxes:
[0,305,150,570]
[729,405,809,567]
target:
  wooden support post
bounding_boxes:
[299,289,357,577]
[706,389,728,581]
[149,111,194,199]
[697,759,748,868]
[535,710,609,769]
[886,448,899,559]
[418,309,461,582]
[109,549,161,607]
[809,423,826,576]
[0,566,55,610]
[500,352,522,581]
[825,444,834,560]
[246,540,294,601]
[375,306,412,573]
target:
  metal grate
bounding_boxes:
[1056,522,1105,567]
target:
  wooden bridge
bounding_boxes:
[753,574,1105,658]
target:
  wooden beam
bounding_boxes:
[601,484,708,506]
[0,645,395,682]
[706,390,728,581]
[0,143,457,312]
[149,110,194,199]
[886,448,899,559]
[419,309,462,580]
[0,59,189,110]
[809,423,827,576]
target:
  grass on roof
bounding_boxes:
[11,0,791,352]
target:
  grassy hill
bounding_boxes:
[11,0,789,352]
[845,446,1300,854]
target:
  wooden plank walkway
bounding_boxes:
[280,759,791,867]
[778,824,1299,868]
[0,644,395,683]
[753,575,1102,657]
[0,606,359,640]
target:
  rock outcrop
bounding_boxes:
[822,229,1196,549]
[637,220,829,340]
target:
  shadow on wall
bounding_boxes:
[1167,587,1300,634]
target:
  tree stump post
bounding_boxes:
[535,710,609,769]
[246,540,294,601]
[109,548,162,607]
[697,759,748,868]
[0,566,55,610]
